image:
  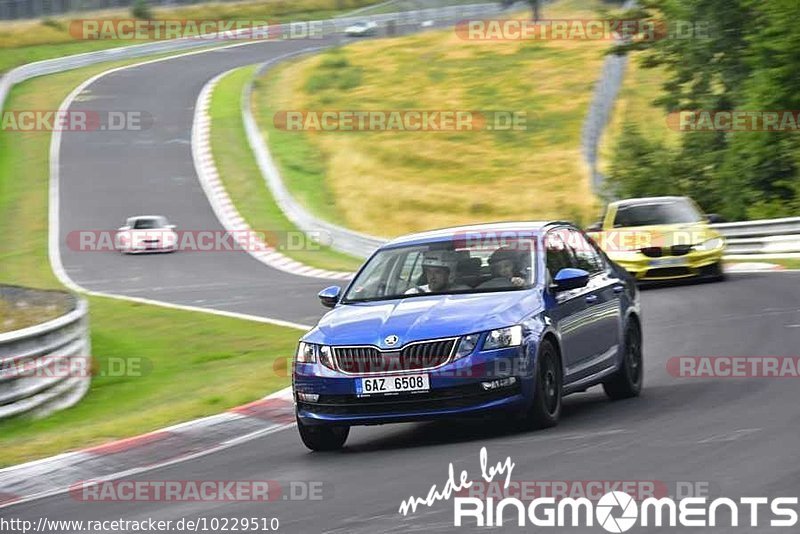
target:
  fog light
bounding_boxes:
[297,392,319,402]
[480,377,517,391]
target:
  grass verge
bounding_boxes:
[0,0,380,74]
[209,66,362,271]
[0,53,303,467]
[253,0,620,236]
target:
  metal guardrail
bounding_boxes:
[0,286,91,420]
[713,217,800,256]
[0,2,503,114]
[580,0,636,196]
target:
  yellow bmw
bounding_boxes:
[587,196,726,282]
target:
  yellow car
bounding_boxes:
[587,196,726,282]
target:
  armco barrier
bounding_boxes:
[713,217,800,257]
[0,2,505,115]
[0,286,91,420]
[241,2,511,259]
[580,0,636,196]
[0,2,507,261]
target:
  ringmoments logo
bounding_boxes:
[398,448,800,530]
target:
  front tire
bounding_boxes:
[706,260,726,282]
[525,339,562,429]
[297,416,349,451]
[603,321,643,400]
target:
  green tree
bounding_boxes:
[609,0,800,219]
[131,0,153,20]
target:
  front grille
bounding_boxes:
[642,245,694,257]
[298,382,520,416]
[644,267,693,279]
[333,338,457,374]
[670,244,693,256]
[640,247,663,258]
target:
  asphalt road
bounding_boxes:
[57,37,344,326]
[6,28,800,534]
[5,272,800,532]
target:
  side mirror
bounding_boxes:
[553,268,590,292]
[118,226,130,232]
[706,214,724,224]
[318,286,341,308]
[165,225,176,230]
[585,221,602,232]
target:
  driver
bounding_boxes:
[405,250,467,294]
[479,246,527,288]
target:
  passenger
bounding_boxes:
[479,247,527,289]
[405,250,468,294]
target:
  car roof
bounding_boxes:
[129,215,165,220]
[609,196,688,208]
[383,221,570,248]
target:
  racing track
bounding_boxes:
[55,38,344,326]
[5,34,800,533]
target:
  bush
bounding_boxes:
[131,0,153,20]
[40,18,64,31]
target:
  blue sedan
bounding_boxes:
[293,222,642,451]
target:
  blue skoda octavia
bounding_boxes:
[293,222,642,451]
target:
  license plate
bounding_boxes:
[356,374,429,396]
[649,257,687,268]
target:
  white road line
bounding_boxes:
[191,69,353,280]
[49,43,329,330]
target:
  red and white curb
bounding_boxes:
[192,72,352,281]
[0,387,296,509]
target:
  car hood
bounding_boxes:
[304,290,542,348]
[121,229,174,237]
[594,222,721,254]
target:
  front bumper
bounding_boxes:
[610,247,725,281]
[293,346,532,426]
[120,242,177,253]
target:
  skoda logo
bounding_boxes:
[384,335,399,347]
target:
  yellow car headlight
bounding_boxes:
[611,250,643,261]
[695,237,724,252]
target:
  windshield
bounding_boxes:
[613,199,702,228]
[343,238,537,303]
[132,217,166,229]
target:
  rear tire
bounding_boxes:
[603,321,643,400]
[525,339,562,429]
[297,416,349,451]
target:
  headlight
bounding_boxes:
[319,346,335,369]
[482,325,523,351]
[454,334,480,359]
[611,250,642,261]
[695,237,724,251]
[296,342,317,363]
[295,342,335,368]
